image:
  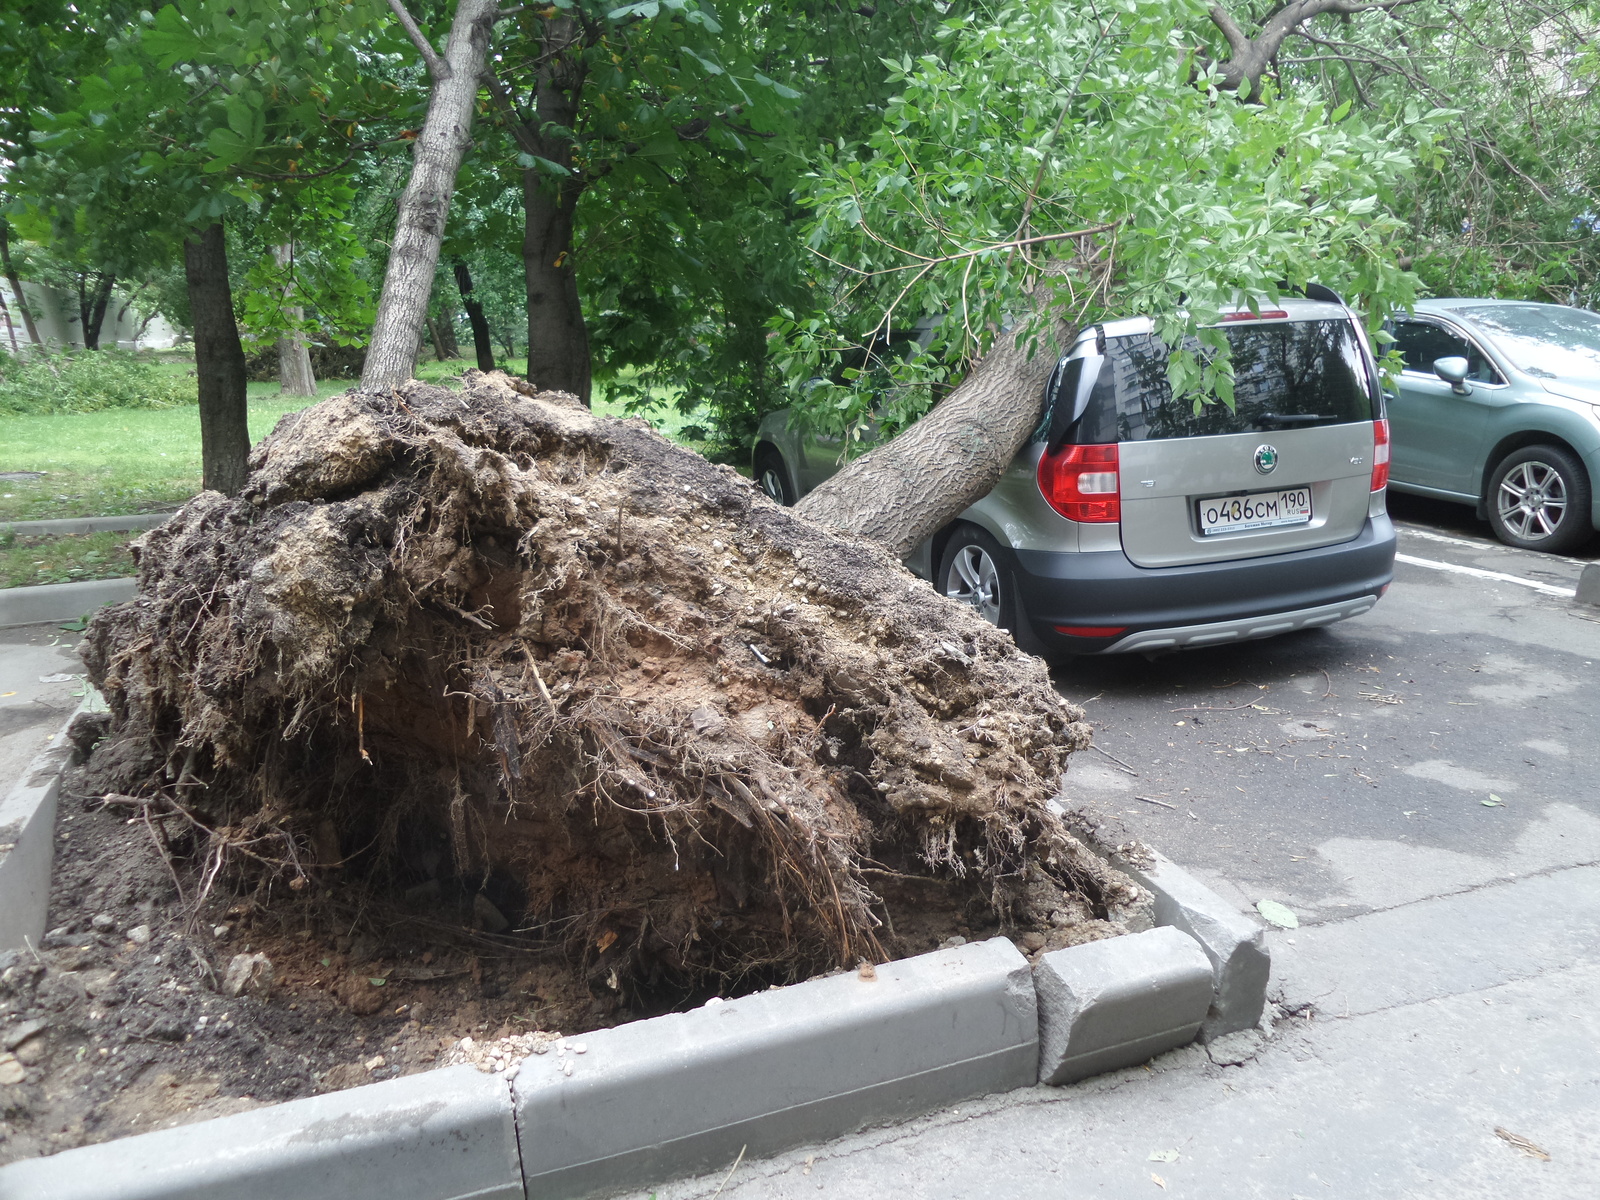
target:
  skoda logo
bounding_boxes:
[1253,444,1279,475]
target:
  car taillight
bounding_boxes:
[1038,443,1120,522]
[1371,418,1390,491]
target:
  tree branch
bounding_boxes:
[386,0,451,81]
[1207,0,1422,94]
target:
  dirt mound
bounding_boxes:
[79,371,1137,1003]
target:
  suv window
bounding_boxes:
[1072,319,1374,444]
[1391,319,1504,383]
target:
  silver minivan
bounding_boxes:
[754,296,1397,657]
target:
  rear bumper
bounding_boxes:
[1013,514,1396,655]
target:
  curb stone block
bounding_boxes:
[1578,563,1600,608]
[512,937,1037,1199]
[1034,926,1214,1086]
[0,720,73,953]
[0,577,137,629]
[0,513,170,538]
[0,1065,523,1200]
[1114,849,1270,1039]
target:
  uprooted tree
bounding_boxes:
[82,374,1152,996]
[79,0,1432,997]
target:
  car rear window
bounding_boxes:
[1073,319,1375,444]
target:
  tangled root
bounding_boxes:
[81,372,1130,999]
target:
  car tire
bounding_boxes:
[1486,445,1594,553]
[754,448,795,506]
[937,525,1033,645]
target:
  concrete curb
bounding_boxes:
[514,938,1037,1199]
[0,512,171,537]
[0,1064,523,1200]
[1578,563,1600,608]
[0,577,136,629]
[1113,848,1271,1040]
[0,705,81,953]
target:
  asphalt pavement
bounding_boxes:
[658,501,1600,1200]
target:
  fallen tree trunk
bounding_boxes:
[81,373,1140,997]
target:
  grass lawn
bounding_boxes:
[0,353,719,584]
[0,528,139,588]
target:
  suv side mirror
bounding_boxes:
[1043,350,1106,453]
[1433,356,1471,395]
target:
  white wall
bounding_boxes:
[0,280,182,351]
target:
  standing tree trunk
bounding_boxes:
[273,243,317,396]
[0,288,18,353]
[184,223,251,497]
[77,272,116,350]
[453,257,495,370]
[434,308,460,358]
[0,221,42,347]
[522,168,590,402]
[515,19,591,403]
[362,0,500,390]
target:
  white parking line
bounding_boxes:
[1394,552,1578,598]
[1397,523,1592,566]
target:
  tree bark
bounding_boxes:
[362,0,500,390]
[0,288,18,353]
[522,167,590,401]
[184,223,251,497]
[514,20,591,403]
[426,313,450,361]
[1207,1,1418,95]
[0,221,41,346]
[436,307,460,358]
[452,257,495,370]
[273,243,317,396]
[794,313,1073,559]
[77,272,115,350]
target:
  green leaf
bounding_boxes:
[1256,900,1298,929]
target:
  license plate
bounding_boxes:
[1198,487,1313,535]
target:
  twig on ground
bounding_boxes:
[1088,742,1138,776]
[1135,795,1177,809]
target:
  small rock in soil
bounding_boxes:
[126,925,151,946]
[222,953,274,999]
[0,1055,25,1086]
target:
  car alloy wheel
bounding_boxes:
[1497,461,1567,540]
[1488,445,1594,553]
[754,450,794,506]
[945,543,1003,626]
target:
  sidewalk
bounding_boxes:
[656,861,1600,1199]
[0,622,84,789]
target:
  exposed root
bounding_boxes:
[80,371,1134,1002]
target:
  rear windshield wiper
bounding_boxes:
[1258,413,1336,426]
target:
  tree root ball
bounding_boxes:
[81,371,1130,1000]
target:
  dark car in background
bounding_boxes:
[754,296,1396,658]
[1384,299,1600,552]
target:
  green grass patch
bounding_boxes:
[0,529,139,589]
[0,355,724,525]
[0,349,196,416]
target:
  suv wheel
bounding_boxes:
[1487,445,1594,553]
[938,526,1015,630]
[754,449,795,506]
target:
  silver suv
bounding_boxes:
[754,296,1397,657]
